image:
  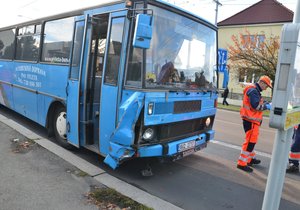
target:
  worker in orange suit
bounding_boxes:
[286,125,300,173]
[237,76,272,172]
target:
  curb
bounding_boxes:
[0,114,183,210]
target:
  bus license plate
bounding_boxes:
[178,140,196,152]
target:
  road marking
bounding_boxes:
[211,139,272,158]
[215,119,276,133]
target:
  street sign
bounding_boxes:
[222,68,229,88]
[218,48,227,73]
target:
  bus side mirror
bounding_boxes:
[133,14,153,49]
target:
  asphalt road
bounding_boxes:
[1,106,299,210]
[214,109,276,154]
[103,109,299,210]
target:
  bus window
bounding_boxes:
[16,25,40,62]
[104,17,125,85]
[125,46,142,87]
[70,21,85,79]
[41,17,74,65]
[0,29,15,60]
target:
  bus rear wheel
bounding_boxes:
[53,106,72,149]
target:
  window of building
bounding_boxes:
[16,25,40,61]
[243,35,265,49]
[41,17,74,64]
[0,29,16,60]
[239,71,262,83]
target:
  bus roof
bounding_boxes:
[0,0,216,31]
[0,0,124,30]
[154,0,215,27]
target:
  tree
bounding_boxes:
[228,29,280,85]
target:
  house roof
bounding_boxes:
[217,0,293,26]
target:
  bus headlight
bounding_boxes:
[142,128,155,141]
[205,117,211,127]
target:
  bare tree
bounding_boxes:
[228,29,280,85]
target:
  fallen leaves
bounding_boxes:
[11,138,36,153]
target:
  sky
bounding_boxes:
[0,0,298,28]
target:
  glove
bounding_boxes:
[265,103,271,110]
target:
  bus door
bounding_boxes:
[66,17,87,147]
[82,13,110,152]
[67,12,126,154]
[100,12,129,155]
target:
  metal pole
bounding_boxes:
[262,128,293,210]
[213,0,222,25]
[293,0,300,24]
[262,2,300,209]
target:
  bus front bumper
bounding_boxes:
[137,130,215,159]
[104,130,214,169]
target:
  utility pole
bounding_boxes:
[213,0,222,25]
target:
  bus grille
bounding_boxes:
[157,117,213,142]
[173,100,201,114]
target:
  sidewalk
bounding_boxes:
[0,114,182,210]
[217,97,242,106]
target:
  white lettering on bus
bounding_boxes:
[14,65,46,88]
[44,56,70,63]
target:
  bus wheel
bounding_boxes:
[53,106,72,149]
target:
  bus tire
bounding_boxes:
[53,106,73,149]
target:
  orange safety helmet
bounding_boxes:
[259,75,272,88]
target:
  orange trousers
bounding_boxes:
[237,120,260,166]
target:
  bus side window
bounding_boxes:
[104,17,125,85]
[41,17,74,65]
[16,25,40,62]
[0,29,16,60]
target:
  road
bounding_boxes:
[0,106,299,210]
[214,109,276,154]
[103,109,299,210]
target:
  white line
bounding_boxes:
[215,119,276,133]
[211,139,272,158]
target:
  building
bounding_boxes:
[217,0,293,99]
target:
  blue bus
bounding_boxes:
[0,0,218,169]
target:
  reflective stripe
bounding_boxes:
[243,104,264,111]
[239,156,248,162]
[249,152,256,158]
[241,150,250,156]
[241,115,262,123]
[243,104,251,110]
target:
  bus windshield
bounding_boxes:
[127,5,217,91]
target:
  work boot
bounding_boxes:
[248,158,261,166]
[237,165,253,173]
[286,164,299,174]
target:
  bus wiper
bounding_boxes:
[169,88,190,95]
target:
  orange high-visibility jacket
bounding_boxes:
[240,84,264,125]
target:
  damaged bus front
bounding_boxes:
[104,1,217,169]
